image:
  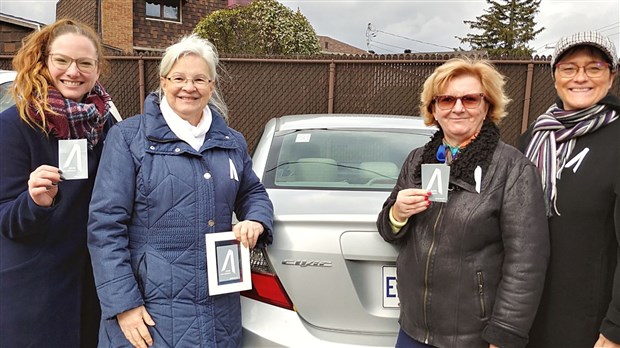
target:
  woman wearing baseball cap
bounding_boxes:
[520,31,620,347]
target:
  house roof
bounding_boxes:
[228,0,253,7]
[0,12,45,30]
[317,35,368,55]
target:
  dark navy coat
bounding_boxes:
[88,93,273,347]
[0,105,111,347]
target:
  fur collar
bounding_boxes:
[414,120,500,186]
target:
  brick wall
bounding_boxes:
[133,0,228,51]
[55,0,232,52]
[102,0,133,52]
[56,0,99,30]
[0,22,34,54]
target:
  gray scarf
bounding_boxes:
[525,102,618,216]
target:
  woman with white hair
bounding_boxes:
[87,34,273,348]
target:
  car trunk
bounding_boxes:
[265,188,401,335]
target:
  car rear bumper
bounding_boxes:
[241,297,397,347]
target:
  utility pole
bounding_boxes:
[366,23,377,52]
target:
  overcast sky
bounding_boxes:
[1,0,618,56]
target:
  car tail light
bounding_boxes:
[241,248,295,311]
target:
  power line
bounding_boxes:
[374,29,455,51]
[370,40,420,53]
[596,21,620,32]
[535,21,620,54]
[367,42,400,54]
[366,23,454,53]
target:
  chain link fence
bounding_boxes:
[2,54,619,152]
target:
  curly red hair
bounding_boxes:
[11,19,106,132]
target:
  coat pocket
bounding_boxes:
[135,251,174,302]
[476,270,487,318]
[136,253,147,297]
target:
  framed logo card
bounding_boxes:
[205,231,251,295]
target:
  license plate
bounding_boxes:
[382,266,399,308]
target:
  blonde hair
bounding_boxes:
[159,34,229,122]
[419,57,510,126]
[11,19,105,132]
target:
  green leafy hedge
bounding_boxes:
[194,0,321,55]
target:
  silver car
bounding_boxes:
[0,70,17,113]
[242,114,434,347]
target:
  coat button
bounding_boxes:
[208,220,215,227]
[174,148,181,153]
[149,145,155,150]
[225,136,230,139]
[203,172,211,179]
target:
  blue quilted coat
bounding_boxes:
[88,93,273,347]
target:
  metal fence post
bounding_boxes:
[139,55,145,114]
[521,62,534,133]
[328,60,335,113]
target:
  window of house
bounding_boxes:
[146,0,180,21]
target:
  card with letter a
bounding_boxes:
[205,231,251,295]
[59,139,88,180]
[421,164,450,202]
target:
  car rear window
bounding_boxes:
[262,129,431,190]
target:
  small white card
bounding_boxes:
[205,231,251,296]
[421,164,450,203]
[295,133,311,142]
[58,139,88,180]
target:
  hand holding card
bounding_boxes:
[27,164,63,207]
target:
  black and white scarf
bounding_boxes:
[525,98,618,216]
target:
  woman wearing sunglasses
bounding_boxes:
[0,19,120,347]
[377,57,549,348]
[520,32,620,348]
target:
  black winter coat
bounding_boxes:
[519,94,620,347]
[377,138,549,348]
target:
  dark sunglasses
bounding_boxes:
[433,93,485,110]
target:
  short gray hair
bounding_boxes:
[159,34,229,121]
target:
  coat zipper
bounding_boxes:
[423,204,443,344]
[477,271,486,317]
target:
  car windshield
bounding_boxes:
[263,129,431,190]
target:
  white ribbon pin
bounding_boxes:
[474,166,482,193]
[229,158,239,181]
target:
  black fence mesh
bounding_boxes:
[2,54,619,153]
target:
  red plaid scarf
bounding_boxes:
[29,81,111,149]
